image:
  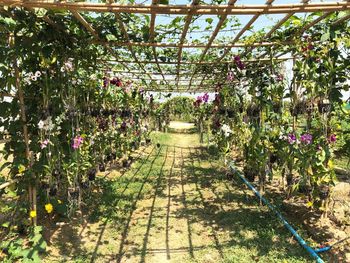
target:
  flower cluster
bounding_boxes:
[300,133,312,145]
[221,124,232,137]
[38,117,54,131]
[45,203,53,214]
[60,59,74,72]
[287,133,297,144]
[72,136,84,150]
[233,55,245,70]
[40,139,50,149]
[24,71,42,85]
[194,93,210,107]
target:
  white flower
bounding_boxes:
[90,74,97,80]
[30,75,37,81]
[60,67,65,72]
[221,124,232,137]
[72,79,77,85]
[38,120,45,129]
[35,71,41,78]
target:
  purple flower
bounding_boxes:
[233,55,241,62]
[300,133,312,145]
[202,93,209,103]
[103,77,109,88]
[72,136,83,150]
[329,134,336,143]
[287,133,296,144]
[237,61,245,70]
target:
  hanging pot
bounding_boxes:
[122,159,128,168]
[319,184,330,200]
[88,168,97,181]
[99,163,106,172]
[318,99,332,114]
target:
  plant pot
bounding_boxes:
[226,172,234,181]
[227,110,234,118]
[49,186,57,197]
[290,101,306,116]
[319,184,330,200]
[244,168,256,182]
[68,188,79,199]
[88,168,96,181]
[99,163,106,172]
[122,159,128,168]
[318,99,331,114]
[247,104,260,117]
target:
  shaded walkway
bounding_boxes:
[44,133,312,263]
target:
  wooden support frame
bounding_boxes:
[195,0,275,91]
[188,0,237,90]
[2,1,350,15]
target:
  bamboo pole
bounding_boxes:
[1,1,350,15]
[12,34,36,226]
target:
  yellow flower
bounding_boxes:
[57,199,62,204]
[336,124,341,130]
[328,160,334,169]
[45,203,53,214]
[29,210,37,218]
[18,164,26,174]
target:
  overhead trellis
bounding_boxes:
[0,0,349,92]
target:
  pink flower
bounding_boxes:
[40,139,49,149]
[72,136,84,149]
[328,134,336,143]
[227,71,234,82]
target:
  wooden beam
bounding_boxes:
[333,12,350,25]
[104,57,293,65]
[188,0,237,90]
[71,10,99,39]
[176,0,200,89]
[95,40,287,48]
[2,2,350,15]
[149,0,168,86]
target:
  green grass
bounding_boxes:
[43,132,317,263]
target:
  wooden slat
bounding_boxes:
[176,0,200,89]
[95,40,287,48]
[188,0,237,90]
[149,0,168,86]
[70,10,146,85]
[2,2,350,15]
[103,57,293,65]
[114,13,155,83]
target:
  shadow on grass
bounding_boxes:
[47,144,314,263]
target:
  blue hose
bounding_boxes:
[229,162,324,263]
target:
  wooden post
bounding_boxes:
[13,34,36,225]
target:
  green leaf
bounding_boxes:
[159,0,169,4]
[106,34,118,41]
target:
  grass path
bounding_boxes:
[44,132,312,263]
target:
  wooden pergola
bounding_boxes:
[1,0,349,92]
